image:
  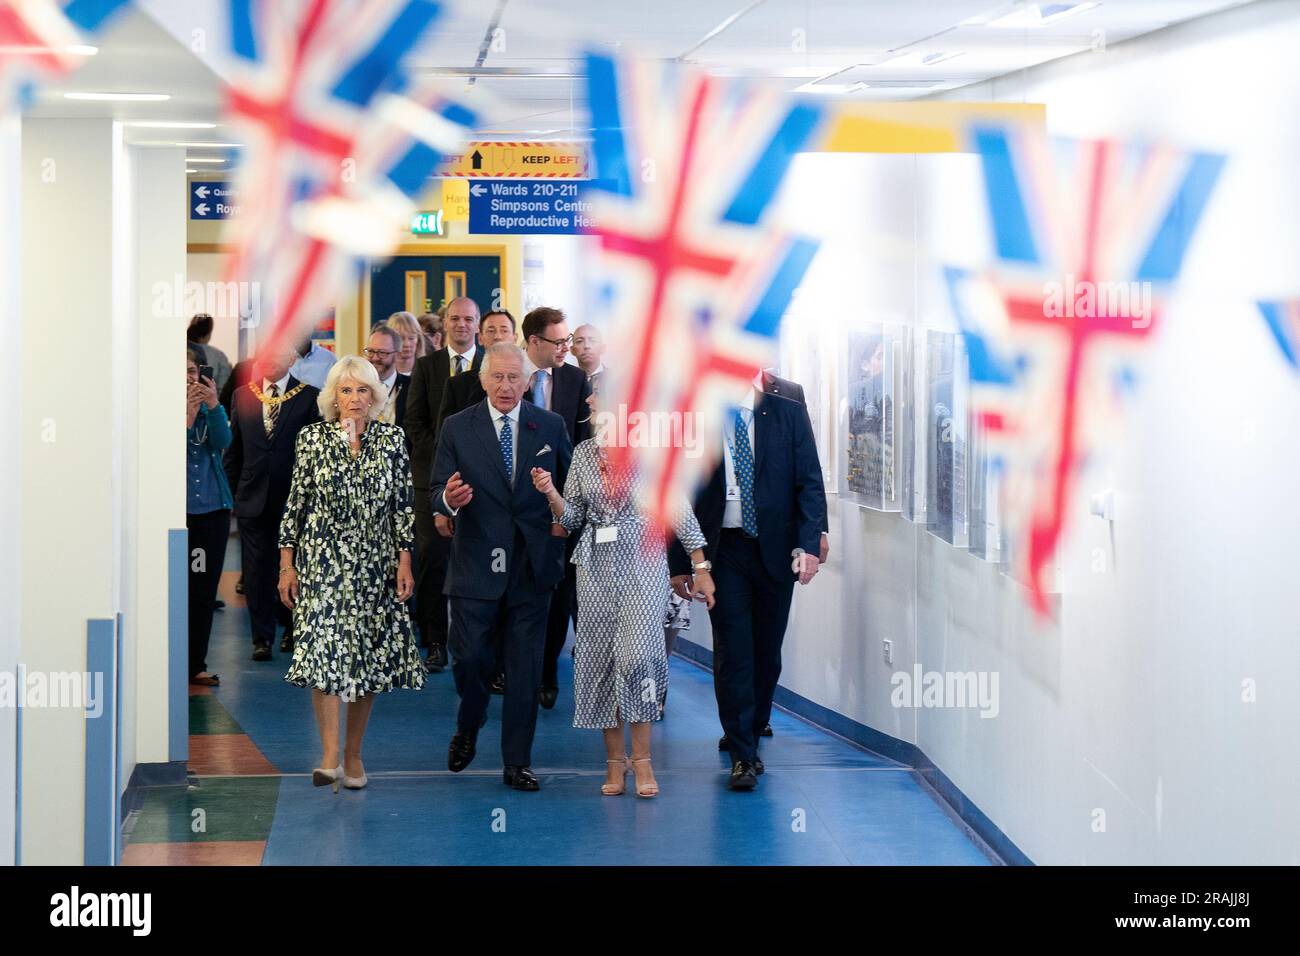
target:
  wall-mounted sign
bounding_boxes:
[190,181,240,220]
[410,209,445,235]
[437,141,588,179]
[440,178,469,221]
[467,180,596,235]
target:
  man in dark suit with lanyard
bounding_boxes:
[224,344,321,661]
[520,307,593,709]
[431,342,573,790]
[404,297,483,672]
[670,383,827,790]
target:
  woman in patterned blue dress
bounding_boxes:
[278,356,425,792]
[532,428,714,798]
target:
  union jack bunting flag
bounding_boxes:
[215,0,460,360]
[0,0,130,113]
[1257,299,1300,372]
[582,50,825,532]
[964,123,1224,615]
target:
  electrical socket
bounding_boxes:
[882,639,892,665]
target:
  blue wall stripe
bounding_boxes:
[114,612,123,866]
[972,125,1041,266]
[722,103,823,225]
[1136,151,1225,282]
[672,636,1032,866]
[584,52,633,197]
[84,619,116,867]
[168,529,189,763]
[13,664,21,866]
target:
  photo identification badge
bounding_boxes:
[595,525,618,544]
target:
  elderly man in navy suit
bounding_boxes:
[431,342,573,791]
[670,387,826,791]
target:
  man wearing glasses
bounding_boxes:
[520,306,593,710]
[364,323,411,429]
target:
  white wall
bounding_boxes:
[128,146,188,777]
[763,0,1300,864]
[19,118,124,864]
[0,115,21,865]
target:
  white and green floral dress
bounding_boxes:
[279,420,426,697]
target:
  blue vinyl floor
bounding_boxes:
[157,536,995,866]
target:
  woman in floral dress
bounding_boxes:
[278,355,425,792]
[531,419,714,799]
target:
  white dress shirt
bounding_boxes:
[448,343,477,376]
[443,400,520,515]
[721,387,756,529]
[379,369,398,423]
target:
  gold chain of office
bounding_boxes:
[247,381,308,407]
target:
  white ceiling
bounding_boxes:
[25,0,1255,150]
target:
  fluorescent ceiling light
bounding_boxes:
[792,81,865,95]
[63,91,171,101]
[126,121,217,129]
[185,157,227,164]
[185,169,198,173]
[173,142,242,148]
[986,2,1099,28]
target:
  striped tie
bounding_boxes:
[265,383,280,437]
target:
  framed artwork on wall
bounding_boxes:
[924,329,969,547]
[838,323,908,511]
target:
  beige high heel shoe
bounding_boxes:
[312,764,344,793]
[631,756,658,798]
[601,756,630,796]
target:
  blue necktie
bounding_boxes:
[732,408,758,536]
[530,370,545,408]
[499,414,513,481]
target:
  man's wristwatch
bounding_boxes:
[692,560,713,572]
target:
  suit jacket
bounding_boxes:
[224,376,321,520]
[762,370,806,406]
[436,368,485,435]
[386,372,411,429]
[669,391,826,583]
[430,399,573,600]
[404,347,485,491]
[539,362,593,446]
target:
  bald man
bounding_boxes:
[571,323,607,393]
[404,296,483,671]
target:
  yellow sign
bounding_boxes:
[437,141,589,179]
[819,102,1045,154]
[440,179,469,221]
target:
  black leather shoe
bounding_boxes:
[753,756,765,775]
[490,672,505,695]
[728,761,758,790]
[718,735,730,752]
[279,634,293,653]
[503,766,540,791]
[760,723,773,737]
[213,599,225,611]
[251,644,272,662]
[424,645,447,673]
[539,685,558,710]
[235,576,245,595]
[448,730,477,772]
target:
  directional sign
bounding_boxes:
[437,141,588,179]
[467,180,598,235]
[440,178,469,221]
[190,181,241,220]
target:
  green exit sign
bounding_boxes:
[410,209,444,235]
